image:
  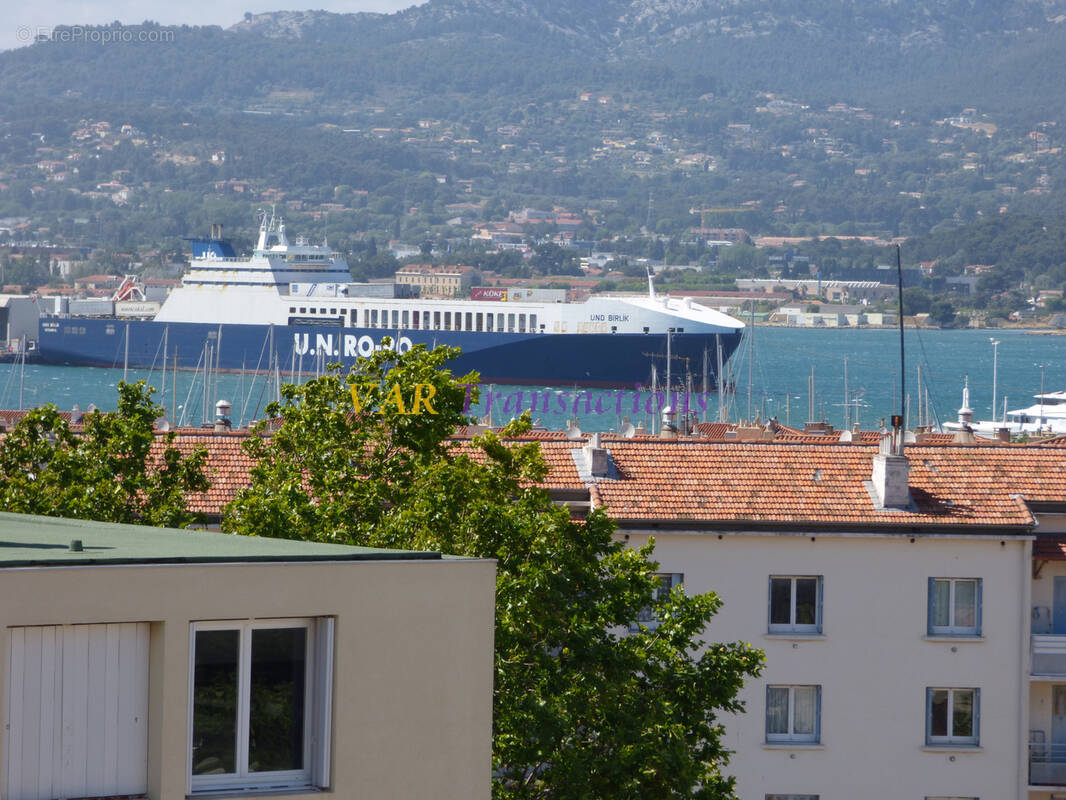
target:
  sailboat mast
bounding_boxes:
[716,335,724,423]
[747,301,754,423]
[161,326,168,409]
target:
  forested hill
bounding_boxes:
[4,0,1066,260]
[3,0,1066,120]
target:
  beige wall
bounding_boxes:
[621,529,1031,800]
[0,558,496,800]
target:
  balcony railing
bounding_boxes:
[1032,634,1066,675]
[1030,742,1066,786]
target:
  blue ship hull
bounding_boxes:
[37,318,742,389]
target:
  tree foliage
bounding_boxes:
[0,380,208,527]
[223,343,763,799]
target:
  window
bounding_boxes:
[433,311,441,330]
[370,309,378,327]
[769,576,822,634]
[444,312,452,330]
[507,313,515,332]
[402,310,409,327]
[928,578,981,636]
[518,314,527,333]
[465,312,473,330]
[925,688,978,746]
[530,313,537,331]
[476,313,484,331]
[486,313,494,332]
[629,573,682,632]
[766,685,820,743]
[189,618,333,794]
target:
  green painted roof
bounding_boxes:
[0,512,442,567]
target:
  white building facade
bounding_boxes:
[622,527,1032,800]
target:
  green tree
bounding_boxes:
[223,344,762,799]
[0,381,208,527]
[901,286,932,315]
[929,299,957,327]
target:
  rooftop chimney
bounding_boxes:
[870,414,910,509]
[583,432,610,477]
[214,398,233,434]
[995,427,1011,443]
[660,406,678,440]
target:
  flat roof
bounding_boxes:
[0,512,443,567]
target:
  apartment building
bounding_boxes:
[0,512,495,800]
[394,264,479,298]
[570,431,1066,800]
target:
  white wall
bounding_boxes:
[622,529,1031,800]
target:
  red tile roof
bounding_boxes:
[1034,536,1066,561]
[165,429,1066,530]
[586,440,1061,529]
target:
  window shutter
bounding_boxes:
[924,687,933,744]
[927,578,936,634]
[814,687,822,743]
[764,683,770,732]
[311,617,335,789]
[975,580,983,635]
[767,577,773,629]
[817,576,824,634]
[973,688,981,744]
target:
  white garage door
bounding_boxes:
[3,623,149,800]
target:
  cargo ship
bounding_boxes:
[35,213,745,389]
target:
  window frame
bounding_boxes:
[629,573,683,632]
[768,575,823,635]
[765,685,821,744]
[927,578,982,636]
[187,617,333,795]
[925,687,979,746]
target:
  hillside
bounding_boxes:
[1,0,1066,266]
[3,1,1066,116]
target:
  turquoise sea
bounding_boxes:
[3,327,1063,432]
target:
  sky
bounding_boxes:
[2,0,420,52]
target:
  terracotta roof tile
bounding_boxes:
[151,430,1066,529]
[1035,536,1066,560]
